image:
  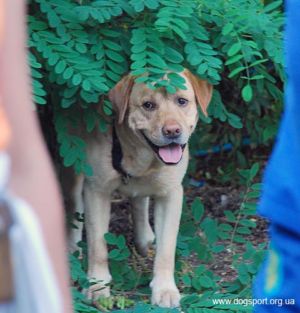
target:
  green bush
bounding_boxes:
[28,0,283,173]
[28,0,283,312]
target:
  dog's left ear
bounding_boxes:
[108,75,135,124]
[184,70,213,117]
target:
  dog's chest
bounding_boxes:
[116,153,188,198]
[118,174,169,198]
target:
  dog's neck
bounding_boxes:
[114,122,162,178]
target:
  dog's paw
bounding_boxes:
[135,238,155,257]
[85,272,112,301]
[150,280,180,308]
[135,227,155,256]
[86,282,111,301]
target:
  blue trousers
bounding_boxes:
[254,225,300,312]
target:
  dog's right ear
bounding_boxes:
[108,75,135,124]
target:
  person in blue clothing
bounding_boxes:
[254,1,300,312]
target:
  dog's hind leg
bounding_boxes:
[131,196,155,256]
[84,182,112,300]
[69,174,84,253]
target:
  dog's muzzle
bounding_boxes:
[141,131,186,165]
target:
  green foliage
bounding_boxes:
[28,0,283,173]
[175,163,265,312]
[104,233,144,291]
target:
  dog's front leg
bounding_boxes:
[151,185,183,308]
[84,183,112,300]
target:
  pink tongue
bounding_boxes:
[158,144,183,164]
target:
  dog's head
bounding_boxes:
[109,70,213,165]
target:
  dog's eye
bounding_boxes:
[142,101,156,111]
[177,98,188,107]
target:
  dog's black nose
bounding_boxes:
[162,120,182,139]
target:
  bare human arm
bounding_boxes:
[0,1,72,312]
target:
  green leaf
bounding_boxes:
[55,60,66,74]
[61,97,75,108]
[228,66,246,78]
[48,10,60,27]
[264,0,282,13]
[107,60,125,74]
[109,249,120,259]
[76,43,87,54]
[237,227,251,235]
[33,86,46,97]
[191,198,204,222]
[75,7,90,21]
[201,218,218,244]
[131,29,146,45]
[247,191,260,199]
[222,23,234,36]
[242,202,257,210]
[218,223,233,232]
[166,84,177,94]
[227,113,243,129]
[182,274,192,287]
[249,75,265,80]
[249,59,268,68]
[116,236,126,249]
[131,59,147,70]
[242,84,253,102]
[147,52,167,69]
[196,63,207,75]
[82,79,91,91]
[200,275,213,288]
[104,232,117,244]
[130,0,145,12]
[48,53,59,66]
[225,54,243,65]
[34,95,47,105]
[63,67,74,80]
[167,72,186,85]
[234,235,247,244]
[103,40,122,51]
[145,0,159,10]
[164,47,184,63]
[172,25,187,40]
[72,73,82,86]
[107,50,125,63]
[63,148,77,167]
[227,42,242,57]
[103,100,113,116]
[240,219,257,228]
[249,162,259,180]
[224,210,236,222]
[251,183,263,191]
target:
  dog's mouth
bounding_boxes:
[141,132,186,165]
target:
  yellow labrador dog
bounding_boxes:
[69,70,212,308]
